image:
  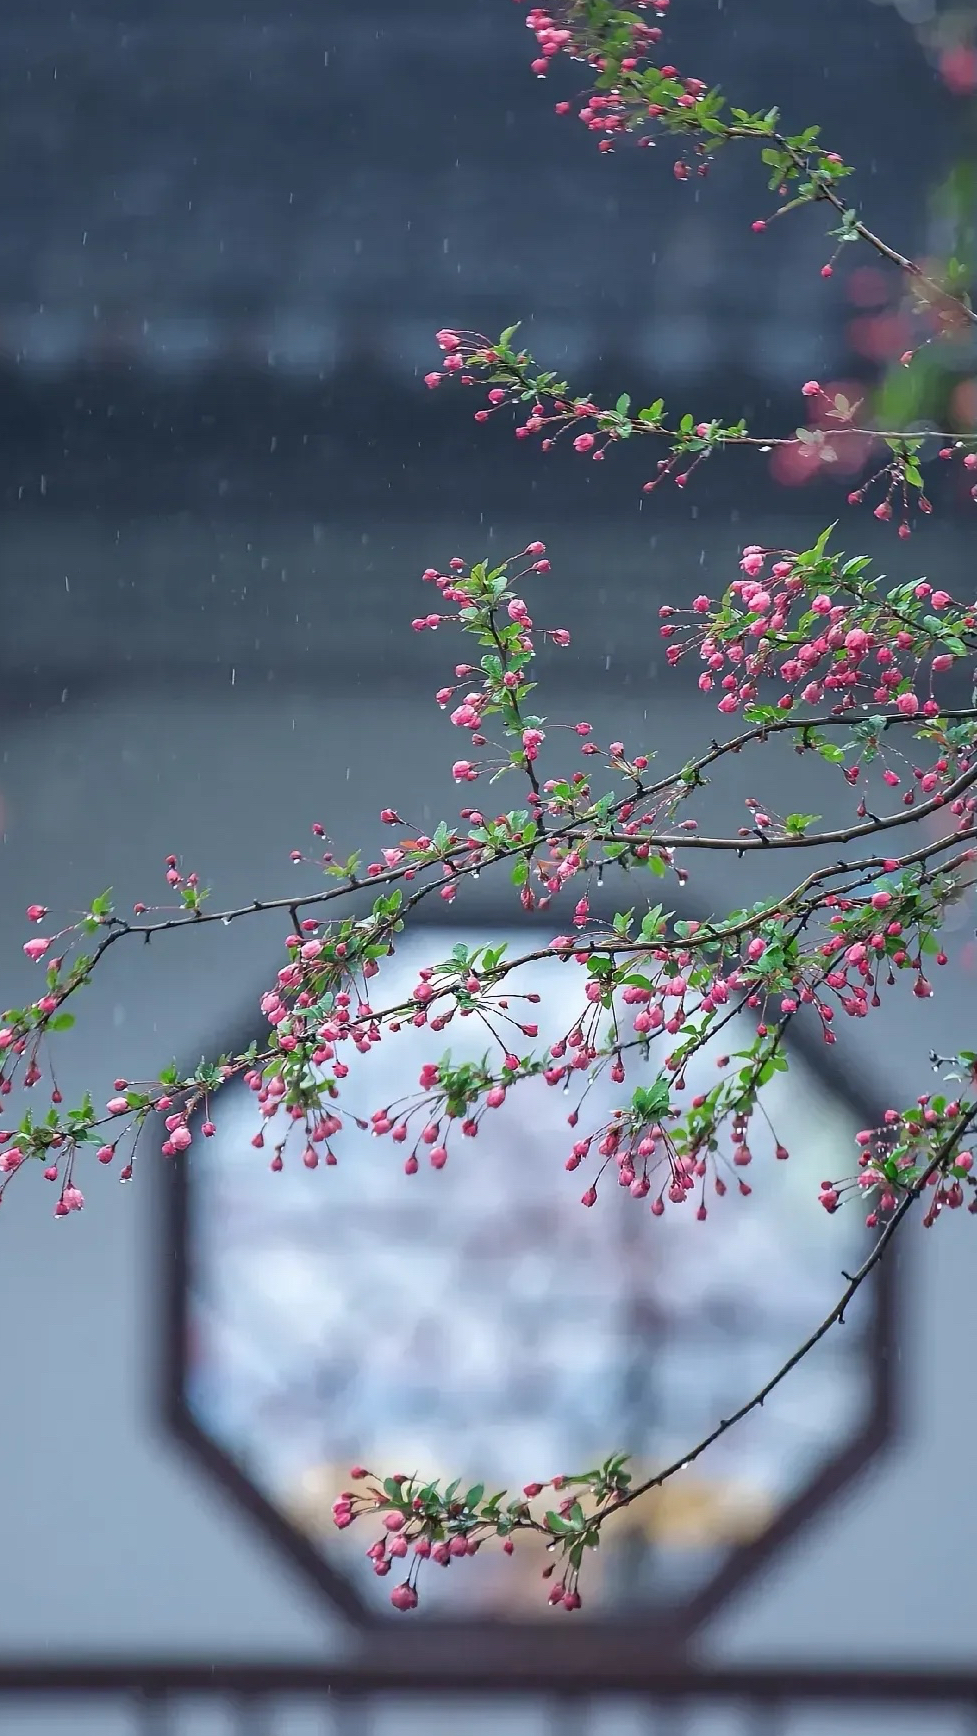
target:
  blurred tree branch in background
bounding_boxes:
[872,0,977,433]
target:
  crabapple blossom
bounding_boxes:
[4,0,977,1623]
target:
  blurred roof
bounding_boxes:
[0,0,951,381]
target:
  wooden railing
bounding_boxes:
[0,1660,975,1734]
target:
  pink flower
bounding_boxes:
[390,1582,419,1612]
[23,937,52,961]
[424,371,442,389]
[26,905,48,923]
[450,704,479,729]
[802,380,821,397]
[573,432,596,453]
[435,329,461,351]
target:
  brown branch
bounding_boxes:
[596,1099,977,1526]
[595,758,977,852]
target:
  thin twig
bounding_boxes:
[597,1100,977,1524]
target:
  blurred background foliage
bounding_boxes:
[873,0,977,434]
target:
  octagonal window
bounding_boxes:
[180,926,879,1623]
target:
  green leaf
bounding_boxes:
[632,1078,671,1121]
[47,1012,75,1031]
[615,393,631,416]
[465,1483,485,1509]
[795,523,837,567]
